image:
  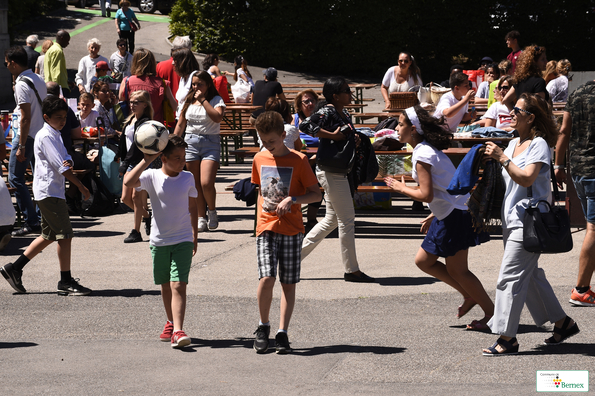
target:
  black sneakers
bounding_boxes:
[124,229,142,243]
[0,264,26,293]
[253,325,270,353]
[57,278,92,296]
[275,332,291,354]
[11,224,41,237]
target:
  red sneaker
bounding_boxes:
[171,330,191,349]
[160,321,173,342]
[569,287,595,307]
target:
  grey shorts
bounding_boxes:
[184,133,220,163]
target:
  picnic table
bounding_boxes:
[280,83,377,106]
[222,104,262,130]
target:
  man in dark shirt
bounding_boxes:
[23,35,40,72]
[555,80,595,307]
[250,67,286,124]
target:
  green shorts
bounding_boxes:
[150,242,194,284]
[37,197,74,241]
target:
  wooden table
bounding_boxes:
[222,105,262,130]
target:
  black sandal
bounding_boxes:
[482,337,519,356]
[544,316,580,345]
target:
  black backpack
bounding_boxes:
[81,175,118,217]
[373,117,399,132]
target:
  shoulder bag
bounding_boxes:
[316,123,356,174]
[523,163,573,253]
[161,78,175,125]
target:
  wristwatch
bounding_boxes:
[553,165,566,170]
[18,144,25,149]
[502,159,511,168]
[291,196,297,204]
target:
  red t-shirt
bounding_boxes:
[126,75,169,123]
[156,58,180,97]
[507,49,522,74]
[251,149,318,236]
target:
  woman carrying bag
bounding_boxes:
[482,93,579,356]
[299,77,374,283]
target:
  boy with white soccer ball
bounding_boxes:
[124,135,198,348]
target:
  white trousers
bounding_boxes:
[301,168,359,274]
[488,227,566,337]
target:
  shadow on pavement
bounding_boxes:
[530,343,595,356]
[0,341,38,349]
[293,344,406,356]
[87,289,161,297]
[376,276,438,286]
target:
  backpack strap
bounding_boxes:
[17,76,43,106]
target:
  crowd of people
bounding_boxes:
[1,20,592,357]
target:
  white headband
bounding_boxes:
[405,107,423,135]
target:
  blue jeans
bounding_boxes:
[8,134,39,226]
[572,175,595,224]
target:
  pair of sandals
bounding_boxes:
[483,316,580,356]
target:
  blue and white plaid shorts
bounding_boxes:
[256,231,303,284]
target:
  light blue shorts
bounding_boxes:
[184,133,220,163]
[572,175,595,224]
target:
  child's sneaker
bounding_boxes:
[569,287,595,306]
[0,264,26,294]
[198,218,208,232]
[160,321,173,342]
[171,330,191,348]
[253,324,270,353]
[275,332,291,354]
[57,278,92,296]
[208,210,218,230]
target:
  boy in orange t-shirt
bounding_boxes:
[250,111,320,354]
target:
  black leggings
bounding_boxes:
[118,30,135,54]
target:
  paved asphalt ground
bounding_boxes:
[2,6,594,395]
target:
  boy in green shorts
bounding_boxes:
[251,111,321,353]
[124,135,198,349]
[1,96,92,295]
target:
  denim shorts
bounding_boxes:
[572,175,595,224]
[184,133,220,163]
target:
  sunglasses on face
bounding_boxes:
[498,85,510,91]
[513,106,533,116]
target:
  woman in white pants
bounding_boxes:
[299,77,374,283]
[482,93,579,356]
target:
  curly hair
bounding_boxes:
[294,89,318,120]
[518,93,558,147]
[401,105,451,150]
[557,59,572,76]
[513,45,546,84]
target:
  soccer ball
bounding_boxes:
[134,121,169,154]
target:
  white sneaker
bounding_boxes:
[198,217,208,232]
[208,210,218,230]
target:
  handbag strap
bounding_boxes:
[527,161,560,202]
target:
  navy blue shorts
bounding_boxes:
[421,209,489,258]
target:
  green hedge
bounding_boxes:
[170,0,595,83]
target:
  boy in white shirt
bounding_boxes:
[124,135,199,349]
[433,72,476,132]
[1,96,92,295]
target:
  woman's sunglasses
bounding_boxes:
[513,106,533,116]
[498,85,510,91]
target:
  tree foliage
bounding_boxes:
[8,0,63,36]
[170,0,595,83]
